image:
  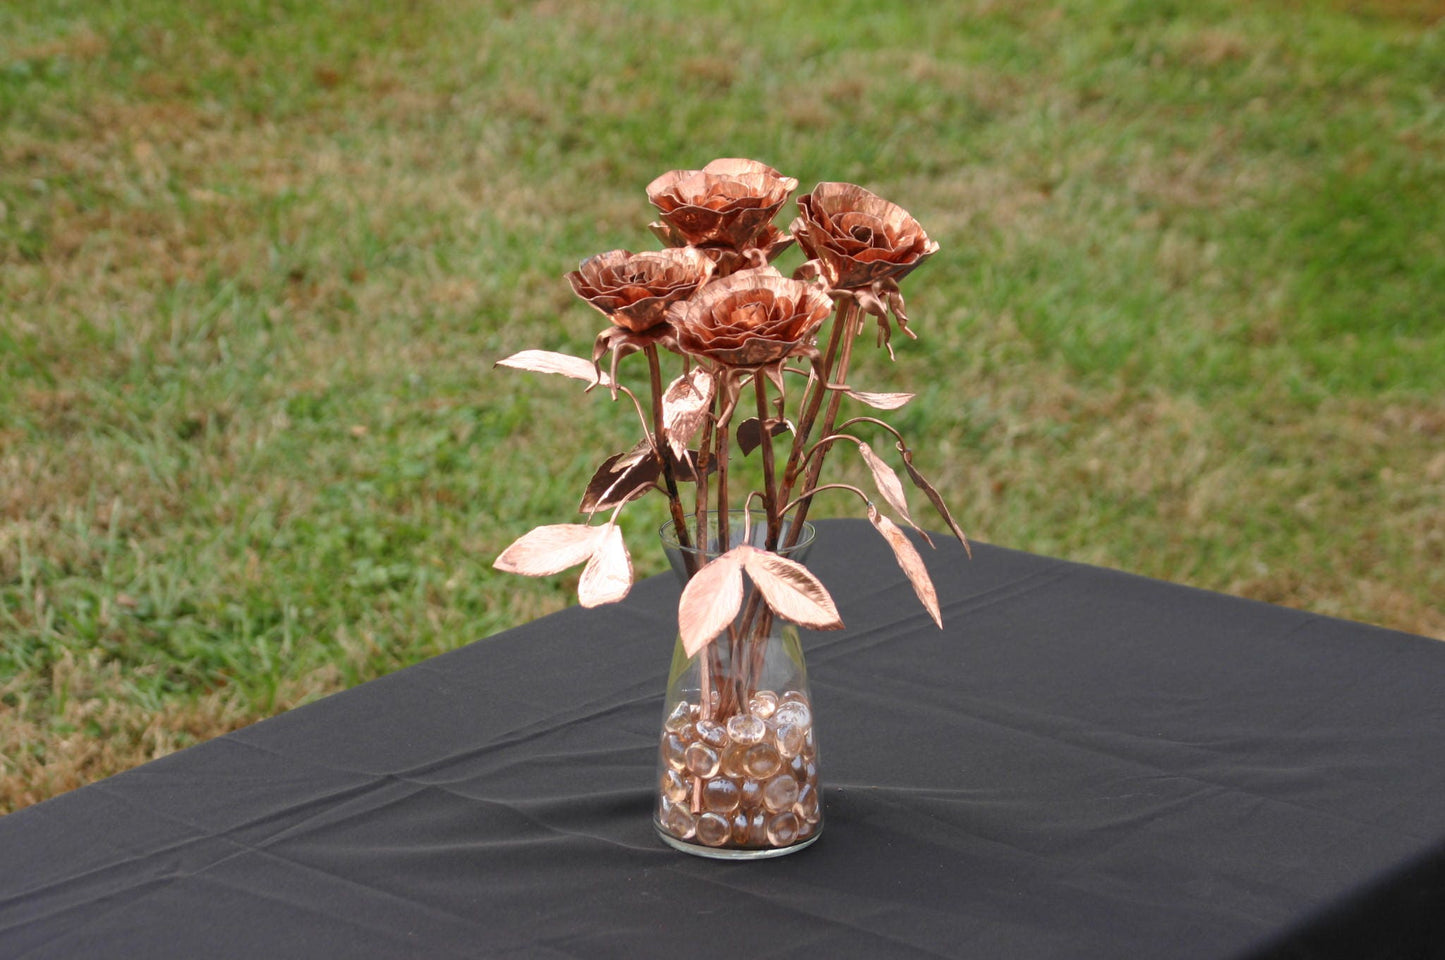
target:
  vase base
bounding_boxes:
[655,823,821,860]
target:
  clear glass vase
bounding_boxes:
[653,511,823,859]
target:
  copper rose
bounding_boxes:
[669,267,833,368]
[791,182,939,290]
[566,247,715,334]
[646,158,798,252]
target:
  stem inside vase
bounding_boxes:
[655,511,823,858]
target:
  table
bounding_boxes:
[2,520,1443,959]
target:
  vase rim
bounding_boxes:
[658,508,816,559]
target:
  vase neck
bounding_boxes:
[660,511,815,586]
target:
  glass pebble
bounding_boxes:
[748,690,778,720]
[743,742,782,779]
[664,701,693,734]
[695,718,728,747]
[662,732,688,772]
[661,768,690,804]
[766,811,800,846]
[720,742,749,779]
[772,700,811,730]
[762,774,800,813]
[684,742,721,778]
[794,783,820,823]
[696,812,731,847]
[658,685,823,852]
[775,722,805,759]
[658,799,696,840]
[702,777,742,814]
[726,714,766,746]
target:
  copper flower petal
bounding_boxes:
[657,200,784,250]
[700,157,791,179]
[670,269,832,368]
[567,247,714,333]
[646,159,798,250]
[591,323,676,399]
[690,225,796,278]
[793,182,939,290]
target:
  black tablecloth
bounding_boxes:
[2,520,1443,959]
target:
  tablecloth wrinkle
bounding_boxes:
[649,858,965,960]
[806,567,1075,665]
[20,854,490,960]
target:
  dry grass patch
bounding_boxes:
[0,650,338,811]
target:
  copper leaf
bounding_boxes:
[493,524,602,577]
[666,447,710,483]
[736,417,792,456]
[662,368,713,459]
[899,444,971,557]
[678,549,746,657]
[867,505,941,628]
[736,418,764,455]
[577,523,633,607]
[738,546,844,631]
[858,441,932,547]
[579,445,660,514]
[495,350,609,387]
[841,388,914,410]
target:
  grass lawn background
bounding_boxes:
[2,0,1442,812]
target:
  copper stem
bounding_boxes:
[715,394,732,555]
[755,373,781,551]
[698,646,712,722]
[687,388,727,717]
[711,392,739,715]
[778,299,850,516]
[646,345,694,563]
[748,606,774,703]
[692,399,715,561]
[732,372,782,699]
[784,299,859,547]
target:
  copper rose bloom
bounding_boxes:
[566,247,715,333]
[791,182,939,290]
[669,267,833,368]
[646,158,798,253]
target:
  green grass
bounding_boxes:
[2,0,1442,811]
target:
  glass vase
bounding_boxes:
[653,511,823,859]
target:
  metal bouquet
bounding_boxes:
[494,157,968,724]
